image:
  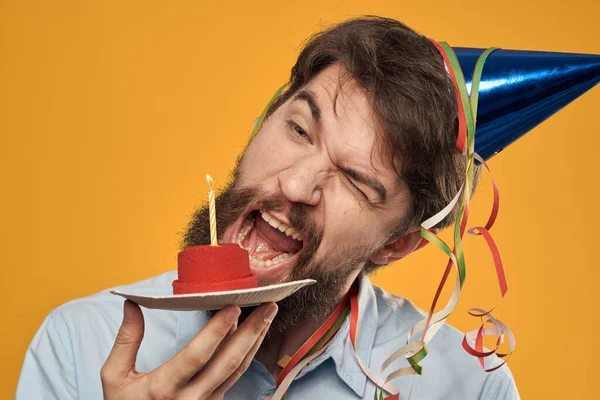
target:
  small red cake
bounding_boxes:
[172,243,258,294]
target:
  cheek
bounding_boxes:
[238,123,303,185]
[319,195,380,249]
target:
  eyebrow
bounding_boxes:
[292,89,321,124]
[341,167,387,203]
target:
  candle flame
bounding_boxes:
[206,173,214,188]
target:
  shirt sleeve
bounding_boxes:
[478,366,520,400]
[16,310,78,400]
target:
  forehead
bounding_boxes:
[303,64,374,140]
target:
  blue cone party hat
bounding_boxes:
[454,47,600,160]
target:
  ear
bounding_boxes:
[370,228,440,265]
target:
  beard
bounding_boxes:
[182,169,377,333]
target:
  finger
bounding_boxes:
[190,315,238,387]
[101,300,145,380]
[154,305,241,387]
[209,316,271,399]
[203,317,238,379]
[215,318,238,353]
[190,302,278,395]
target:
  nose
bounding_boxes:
[278,157,323,207]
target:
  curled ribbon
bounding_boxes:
[257,41,516,400]
[372,42,516,399]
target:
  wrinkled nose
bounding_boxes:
[278,158,323,207]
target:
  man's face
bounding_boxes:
[222,64,412,286]
[186,64,414,330]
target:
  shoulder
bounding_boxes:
[43,271,180,358]
[52,270,178,328]
[19,272,182,399]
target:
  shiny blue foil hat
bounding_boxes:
[251,47,600,160]
[455,47,600,160]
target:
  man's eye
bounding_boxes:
[348,178,369,201]
[286,120,310,140]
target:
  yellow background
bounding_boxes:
[1,0,599,398]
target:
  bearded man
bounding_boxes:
[17,16,520,399]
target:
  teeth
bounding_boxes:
[251,258,265,267]
[261,210,302,242]
[261,211,272,222]
[237,214,256,246]
[249,252,294,268]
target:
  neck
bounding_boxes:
[254,317,325,378]
[254,272,360,380]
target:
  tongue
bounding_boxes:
[241,215,303,262]
[255,215,303,253]
[243,227,282,261]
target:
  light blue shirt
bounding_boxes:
[17,271,519,399]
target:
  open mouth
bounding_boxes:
[234,209,304,280]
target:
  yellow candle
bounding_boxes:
[206,174,218,246]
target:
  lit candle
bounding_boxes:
[206,174,218,246]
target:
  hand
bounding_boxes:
[101,300,278,400]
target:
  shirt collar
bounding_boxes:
[329,273,379,397]
[294,273,378,397]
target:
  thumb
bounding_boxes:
[104,300,145,377]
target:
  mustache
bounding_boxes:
[182,182,323,261]
[226,185,318,239]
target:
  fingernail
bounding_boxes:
[225,305,241,324]
[123,300,133,321]
[263,303,278,323]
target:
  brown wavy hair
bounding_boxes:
[264,16,481,270]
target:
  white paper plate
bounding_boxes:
[111,279,316,311]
